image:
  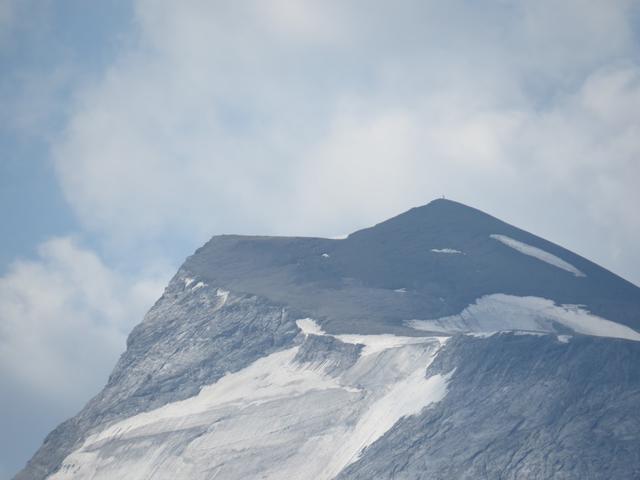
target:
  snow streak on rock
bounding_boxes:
[490,234,585,277]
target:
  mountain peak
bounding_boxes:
[176,200,640,337]
[350,198,504,240]
[18,200,640,480]
[417,196,472,209]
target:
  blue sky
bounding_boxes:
[1,1,132,269]
[2,1,640,477]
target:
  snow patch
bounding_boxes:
[183,277,195,287]
[511,331,547,337]
[466,331,496,338]
[335,333,441,356]
[321,253,330,258]
[192,281,207,290]
[408,294,640,342]
[431,248,462,254]
[491,234,585,277]
[215,288,229,306]
[296,318,326,337]
[295,318,443,355]
[394,288,407,293]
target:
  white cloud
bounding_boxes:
[51,1,640,283]
[511,65,640,273]
[0,237,168,408]
[0,0,15,36]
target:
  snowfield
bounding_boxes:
[50,323,449,480]
[430,248,462,254]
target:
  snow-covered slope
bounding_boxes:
[16,199,640,480]
[51,324,448,480]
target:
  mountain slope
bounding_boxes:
[339,334,640,479]
[184,199,640,334]
[16,199,640,480]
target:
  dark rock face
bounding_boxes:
[338,334,640,480]
[185,200,640,334]
[15,199,640,479]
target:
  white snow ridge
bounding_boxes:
[51,322,450,480]
[490,234,585,277]
[408,294,640,342]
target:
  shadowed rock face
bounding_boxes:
[15,199,640,479]
[185,199,640,334]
